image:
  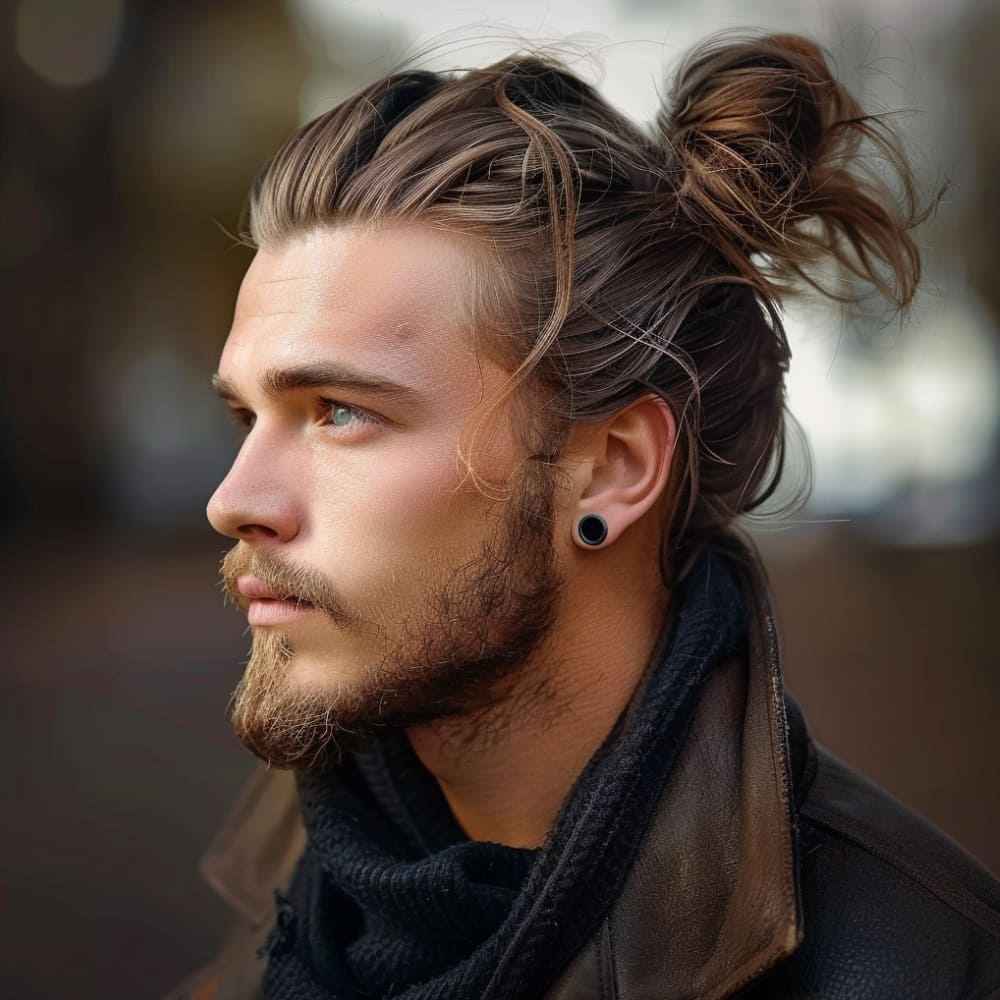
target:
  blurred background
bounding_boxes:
[1,0,998,996]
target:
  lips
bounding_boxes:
[237,575,316,626]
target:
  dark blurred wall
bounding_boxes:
[1,1,307,996]
[0,0,304,530]
[0,0,120,524]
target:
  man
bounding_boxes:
[173,32,1000,1000]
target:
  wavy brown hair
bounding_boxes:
[245,32,926,582]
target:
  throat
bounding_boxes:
[406,584,673,849]
[405,665,638,849]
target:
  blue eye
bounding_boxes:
[331,404,359,426]
[323,401,377,430]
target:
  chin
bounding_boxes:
[232,647,368,770]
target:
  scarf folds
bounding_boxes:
[262,549,749,1000]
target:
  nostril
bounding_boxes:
[238,523,281,540]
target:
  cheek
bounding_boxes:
[308,438,492,572]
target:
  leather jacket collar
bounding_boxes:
[547,557,809,998]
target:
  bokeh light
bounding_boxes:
[15,0,124,87]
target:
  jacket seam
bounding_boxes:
[601,920,618,1000]
[800,805,1000,941]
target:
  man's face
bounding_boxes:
[207,224,564,768]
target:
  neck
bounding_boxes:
[407,558,670,849]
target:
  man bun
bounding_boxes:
[657,33,924,308]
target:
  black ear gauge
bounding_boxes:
[577,514,608,546]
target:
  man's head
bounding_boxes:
[208,226,571,768]
[207,37,921,768]
[207,222,674,767]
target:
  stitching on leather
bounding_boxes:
[602,919,618,1000]
[592,930,606,1000]
[706,575,803,1000]
[758,587,802,941]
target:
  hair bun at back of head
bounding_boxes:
[655,33,924,308]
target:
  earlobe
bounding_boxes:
[569,394,676,551]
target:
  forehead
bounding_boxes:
[220,224,488,390]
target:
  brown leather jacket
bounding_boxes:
[169,570,1000,1000]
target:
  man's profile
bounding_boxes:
[173,31,1000,1000]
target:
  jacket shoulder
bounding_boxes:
[164,766,304,1000]
[749,743,1000,999]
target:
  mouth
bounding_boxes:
[247,597,316,626]
[237,575,317,626]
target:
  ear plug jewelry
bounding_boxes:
[577,514,608,546]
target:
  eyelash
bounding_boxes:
[227,399,380,436]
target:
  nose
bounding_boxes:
[206,439,301,544]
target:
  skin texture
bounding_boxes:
[207,224,677,848]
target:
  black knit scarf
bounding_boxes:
[262,549,748,999]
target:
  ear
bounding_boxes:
[567,395,676,549]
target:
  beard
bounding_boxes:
[219,462,563,771]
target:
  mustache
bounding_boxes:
[219,545,363,628]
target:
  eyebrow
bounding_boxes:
[211,362,424,406]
